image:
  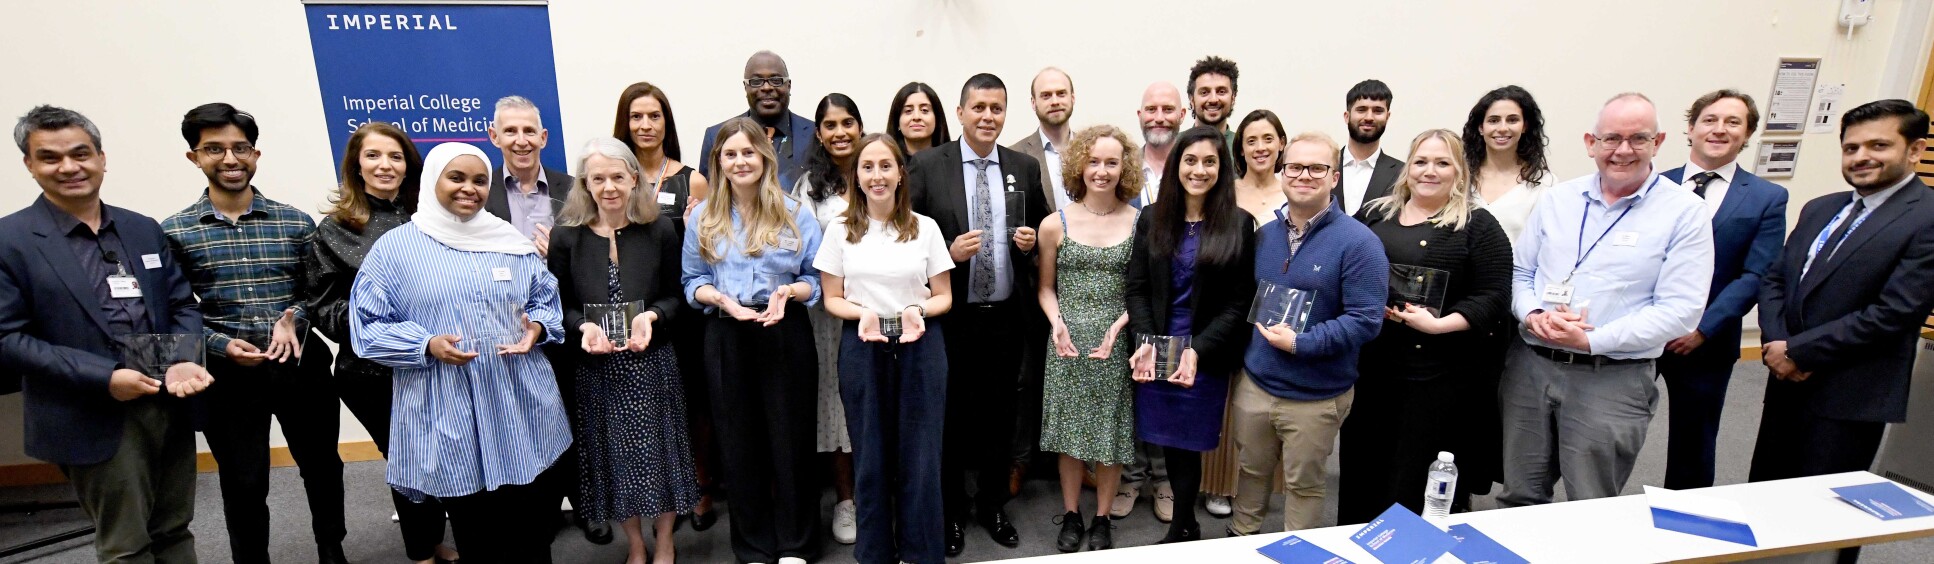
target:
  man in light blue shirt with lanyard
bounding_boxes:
[1499,93,1715,506]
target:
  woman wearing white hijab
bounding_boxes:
[351,142,572,563]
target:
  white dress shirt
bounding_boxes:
[1339,147,1382,212]
[1139,162,1162,208]
[1040,131,1072,210]
[1680,160,1738,215]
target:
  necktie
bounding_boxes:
[970,158,996,301]
[1688,171,1719,199]
[1819,198,1867,265]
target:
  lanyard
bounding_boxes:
[1808,198,1871,264]
[1566,176,1654,283]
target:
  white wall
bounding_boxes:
[1,0,1929,467]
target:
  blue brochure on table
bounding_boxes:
[1446,523,1529,564]
[1349,503,1458,564]
[1831,482,1934,521]
[1645,486,1758,546]
[1256,535,1354,564]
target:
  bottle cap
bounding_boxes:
[1438,451,1455,463]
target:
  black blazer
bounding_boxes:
[1333,149,1404,215]
[1123,212,1257,377]
[547,220,683,353]
[1351,206,1515,380]
[0,197,201,465]
[908,139,1051,304]
[1759,178,1934,423]
[486,166,573,224]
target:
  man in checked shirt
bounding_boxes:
[160,103,347,564]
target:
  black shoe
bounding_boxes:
[1054,511,1086,553]
[317,542,348,564]
[689,508,718,532]
[979,509,1020,548]
[576,514,614,545]
[1156,522,1201,544]
[945,520,967,556]
[1086,515,1113,551]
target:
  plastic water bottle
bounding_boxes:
[1423,451,1457,520]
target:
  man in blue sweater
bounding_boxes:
[1228,131,1388,536]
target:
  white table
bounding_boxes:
[1007,472,1934,563]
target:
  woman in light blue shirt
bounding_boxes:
[351,142,570,563]
[682,117,825,563]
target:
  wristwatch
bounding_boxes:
[904,304,927,318]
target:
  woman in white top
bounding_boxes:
[792,92,864,543]
[1461,85,1553,245]
[1232,109,1289,226]
[813,133,954,564]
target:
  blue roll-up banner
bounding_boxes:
[303,1,567,176]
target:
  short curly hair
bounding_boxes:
[1059,124,1145,204]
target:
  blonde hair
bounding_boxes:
[697,117,801,263]
[1059,124,1145,203]
[558,137,660,227]
[1286,130,1340,156]
[1363,129,1476,231]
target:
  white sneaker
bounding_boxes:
[1205,495,1233,517]
[832,499,858,544]
[779,558,808,564]
[389,511,400,523]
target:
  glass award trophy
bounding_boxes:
[1141,334,1192,380]
[1004,191,1026,230]
[584,300,647,345]
[118,333,204,379]
[1388,264,1451,315]
[877,313,903,339]
[235,303,308,360]
[462,299,527,354]
[1248,281,1316,333]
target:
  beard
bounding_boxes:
[1349,123,1386,145]
[1843,159,1913,192]
[1039,109,1069,127]
[1143,126,1176,147]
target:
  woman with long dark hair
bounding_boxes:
[1460,85,1550,244]
[1125,125,1257,543]
[305,123,457,564]
[1338,129,1512,524]
[793,93,865,544]
[813,133,955,564]
[886,82,951,157]
[613,81,723,531]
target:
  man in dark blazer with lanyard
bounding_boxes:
[1333,79,1403,215]
[1,105,212,562]
[1656,90,1788,490]
[1755,99,1934,482]
[482,95,604,544]
[699,50,818,190]
[909,73,1050,557]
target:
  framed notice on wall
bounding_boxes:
[1765,58,1821,135]
[1754,140,1801,179]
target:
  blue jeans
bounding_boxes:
[839,319,948,564]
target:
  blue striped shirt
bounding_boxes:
[681,196,824,312]
[160,189,316,355]
[349,223,570,500]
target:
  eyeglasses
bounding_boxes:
[1281,163,1333,178]
[743,77,791,89]
[1592,133,1657,149]
[197,144,256,159]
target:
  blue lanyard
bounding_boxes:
[1808,199,1870,263]
[1567,176,1654,283]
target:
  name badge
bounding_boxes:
[656,191,677,206]
[1541,283,1574,305]
[778,237,801,252]
[141,254,163,270]
[108,274,143,298]
[1613,231,1640,246]
[491,267,513,282]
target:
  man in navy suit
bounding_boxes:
[1656,90,1788,489]
[1,105,213,563]
[698,50,818,190]
[1755,98,1934,564]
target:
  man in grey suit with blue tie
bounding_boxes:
[1,105,213,563]
[1656,89,1788,489]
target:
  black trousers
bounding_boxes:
[540,343,587,518]
[941,302,1025,520]
[706,303,821,563]
[336,353,448,561]
[201,333,346,564]
[441,469,559,564]
[1750,377,1886,564]
[1337,372,1461,526]
[1658,349,1736,489]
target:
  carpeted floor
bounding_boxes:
[4,362,1931,563]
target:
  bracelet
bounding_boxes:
[903,304,927,318]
